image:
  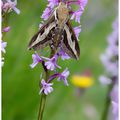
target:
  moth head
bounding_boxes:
[57,2,69,24]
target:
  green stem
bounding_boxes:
[38,70,49,120]
[101,83,114,120]
[2,13,9,37]
[38,93,47,120]
[38,50,54,120]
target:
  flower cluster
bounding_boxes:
[1,0,20,66]
[99,17,118,120]
[30,52,70,95]
[30,0,88,95]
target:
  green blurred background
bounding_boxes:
[2,0,118,120]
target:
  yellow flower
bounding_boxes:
[71,75,94,88]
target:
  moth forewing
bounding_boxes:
[29,22,56,49]
[28,11,55,50]
[62,20,80,60]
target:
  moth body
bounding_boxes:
[28,2,80,60]
[56,2,69,28]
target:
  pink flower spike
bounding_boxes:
[40,79,53,95]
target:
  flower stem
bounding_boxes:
[38,70,49,120]
[38,93,47,120]
[38,50,55,120]
[101,83,114,120]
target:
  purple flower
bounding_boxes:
[74,26,81,40]
[40,79,53,95]
[2,0,20,14]
[58,49,70,60]
[41,7,52,20]
[58,68,70,86]
[112,17,118,31]
[2,2,10,12]
[111,84,118,120]
[2,26,10,32]
[107,31,118,46]
[106,44,118,56]
[1,1,3,8]
[48,0,59,8]
[42,54,61,71]
[99,75,112,85]
[68,0,88,11]
[71,10,83,23]
[30,53,42,68]
[7,0,20,14]
[68,0,87,23]
[111,84,118,103]
[77,0,88,10]
[100,53,118,76]
[111,101,118,120]
[1,41,7,53]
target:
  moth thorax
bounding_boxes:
[57,2,69,27]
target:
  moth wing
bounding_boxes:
[62,20,80,60]
[28,12,56,50]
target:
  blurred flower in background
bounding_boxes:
[99,17,118,120]
[71,70,94,96]
[2,0,20,14]
[83,104,98,120]
[1,0,20,66]
[111,84,118,120]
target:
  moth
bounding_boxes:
[28,2,80,60]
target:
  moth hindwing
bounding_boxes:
[28,2,80,60]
